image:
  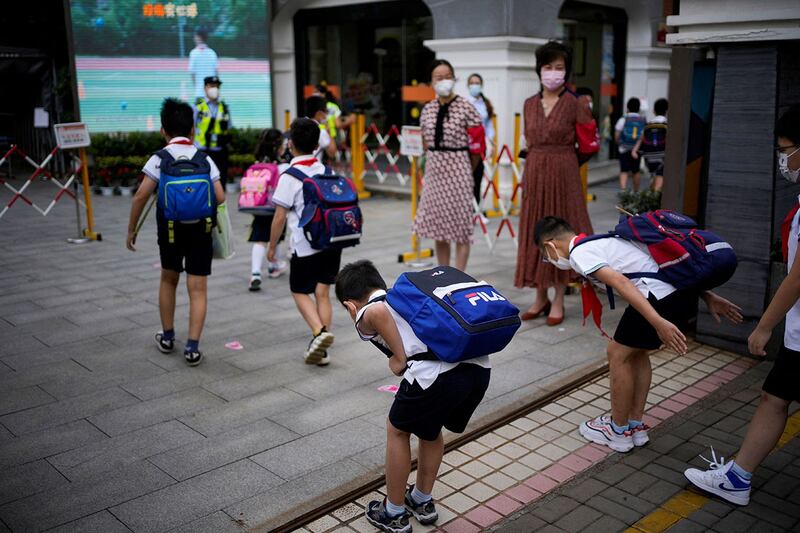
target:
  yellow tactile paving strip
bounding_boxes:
[292,344,756,533]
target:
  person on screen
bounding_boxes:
[189,29,218,101]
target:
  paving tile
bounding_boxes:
[440,517,480,533]
[505,483,541,504]
[458,441,490,458]
[111,460,281,532]
[0,419,107,468]
[45,511,132,533]
[460,460,493,480]
[500,461,535,481]
[0,385,54,416]
[537,442,571,461]
[554,505,603,531]
[515,432,546,451]
[462,482,498,503]
[519,451,552,471]
[440,491,479,514]
[478,451,513,469]
[464,505,502,528]
[541,463,575,483]
[529,494,581,523]
[509,416,539,432]
[440,469,474,490]
[305,514,341,533]
[482,471,517,491]
[524,474,560,494]
[166,510,245,532]
[0,459,69,506]
[443,450,471,467]
[496,441,528,459]
[486,493,522,516]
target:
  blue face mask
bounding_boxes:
[468,84,482,98]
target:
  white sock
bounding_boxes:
[251,243,266,275]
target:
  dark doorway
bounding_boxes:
[294,0,433,130]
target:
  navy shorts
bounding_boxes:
[762,345,800,403]
[619,151,641,173]
[389,363,491,441]
[289,249,342,294]
[157,222,213,276]
[613,290,697,350]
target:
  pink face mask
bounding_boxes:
[540,70,565,91]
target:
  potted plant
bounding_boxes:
[116,165,138,196]
[96,167,115,196]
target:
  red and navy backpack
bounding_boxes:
[284,166,362,250]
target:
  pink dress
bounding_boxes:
[514,91,594,288]
[414,96,481,244]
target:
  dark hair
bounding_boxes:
[776,105,800,146]
[533,216,575,247]
[289,117,320,155]
[576,87,594,98]
[316,83,337,104]
[160,98,193,138]
[194,28,207,41]
[627,97,641,113]
[654,98,668,117]
[254,128,284,163]
[468,73,494,119]
[430,59,455,81]
[535,41,572,80]
[335,260,387,304]
[305,95,327,118]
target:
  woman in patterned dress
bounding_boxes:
[514,41,594,325]
[415,60,482,271]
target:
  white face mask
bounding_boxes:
[588,101,594,111]
[468,84,482,98]
[779,147,800,183]
[434,79,455,97]
[206,87,220,100]
[545,244,572,270]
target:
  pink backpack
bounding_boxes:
[238,162,280,215]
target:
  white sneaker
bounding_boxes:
[317,350,330,366]
[684,447,751,506]
[579,415,634,452]
[305,328,334,364]
[267,260,288,279]
[631,423,650,447]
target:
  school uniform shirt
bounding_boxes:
[649,115,667,125]
[784,196,800,351]
[313,127,332,161]
[569,235,676,300]
[355,290,490,390]
[141,137,221,224]
[614,112,642,153]
[271,155,325,258]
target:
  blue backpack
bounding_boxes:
[575,210,737,302]
[285,166,362,250]
[619,115,647,149]
[156,149,215,243]
[385,266,521,363]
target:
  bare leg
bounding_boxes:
[455,242,470,272]
[435,240,450,266]
[608,341,646,426]
[315,283,332,329]
[416,432,444,494]
[525,286,550,315]
[549,284,566,319]
[629,351,653,421]
[186,274,208,341]
[159,269,180,332]
[632,171,642,193]
[386,420,412,507]
[619,171,629,190]
[734,392,790,473]
[652,175,664,192]
[292,292,323,334]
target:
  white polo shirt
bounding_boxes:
[785,197,800,351]
[271,155,325,258]
[569,235,676,300]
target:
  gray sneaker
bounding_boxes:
[404,485,438,525]
[305,327,334,364]
[365,499,411,533]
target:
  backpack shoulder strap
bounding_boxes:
[190,149,211,168]
[283,167,308,182]
[155,148,174,162]
[323,165,333,175]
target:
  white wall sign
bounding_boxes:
[400,125,424,157]
[54,122,91,149]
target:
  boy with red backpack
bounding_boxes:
[534,215,743,452]
[239,129,288,291]
[615,97,647,192]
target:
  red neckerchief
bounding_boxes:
[782,203,800,263]
[291,158,317,167]
[574,233,612,339]
[168,138,193,146]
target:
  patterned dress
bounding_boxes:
[514,91,594,288]
[414,96,481,244]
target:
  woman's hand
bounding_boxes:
[655,318,688,354]
[703,292,744,324]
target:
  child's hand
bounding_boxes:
[631,149,639,159]
[748,326,771,357]
[267,245,276,263]
[126,231,137,252]
[655,318,688,354]
[388,357,407,376]
[705,293,744,324]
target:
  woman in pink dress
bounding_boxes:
[514,41,594,325]
[415,59,482,270]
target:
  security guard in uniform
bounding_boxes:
[194,76,231,189]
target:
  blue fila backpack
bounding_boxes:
[575,210,738,296]
[285,166,362,250]
[385,266,521,363]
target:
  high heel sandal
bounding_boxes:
[521,301,551,321]
[546,313,564,326]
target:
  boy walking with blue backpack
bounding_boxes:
[337,261,518,532]
[632,98,668,192]
[268,117,362,365]
[127,98,226,366]
[616,97,647,192]
[534,215,743,452]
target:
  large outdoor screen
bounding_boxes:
[69,1,272,133]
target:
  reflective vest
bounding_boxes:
[325,101,341,138]
[194,99,229,150]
